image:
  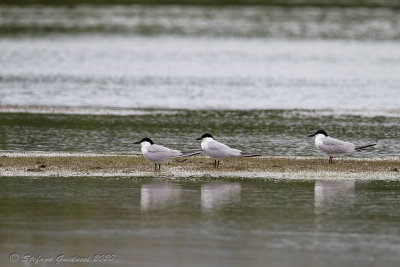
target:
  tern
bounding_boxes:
[196,133,261,168]
[308,130,377,163]
[134,138,202,171]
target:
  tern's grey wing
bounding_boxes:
[207,140,232,151]
[146,144,182,162]
[204,140,241,158]
[147,144,174,153]
[320,137,355,154]
[321,137,349,146]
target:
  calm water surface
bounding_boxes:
[0,176,399,267]
[1,5,400,111]
[0,110,398,156]
[1,36,399,111]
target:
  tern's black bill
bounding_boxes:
[196,137,202,140]
[307,134,315,137]
[133,141,141,144]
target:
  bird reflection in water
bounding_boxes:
[141,183,182,211]
[201,182,241,212]
[314,180,355,214]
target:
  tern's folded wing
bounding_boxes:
[320,137,355,153]
[147,144,182,156]
[207,140,231,151]
[205,140,242,158]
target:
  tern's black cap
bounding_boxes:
[134,138,154,144]
[196,133,214,140]
[308,130,328,137]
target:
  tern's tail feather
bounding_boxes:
[240,152,262,157]
[173,150,203,158]
[355,143,377,152]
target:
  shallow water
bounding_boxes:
[1,6,400,111]
[0,176,399,267]
[1,36,399,111]
[0,110,398,156]
[2,5,400,39]
[1,5,399,157]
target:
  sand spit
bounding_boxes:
[0,153,399,180]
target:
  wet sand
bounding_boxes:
[0,153,399,180]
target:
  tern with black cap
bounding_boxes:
[196,133,261,168]
[308,130,377,163]
[134,138,201,171]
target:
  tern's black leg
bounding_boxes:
[214,160,217,168]
[158,164,161,171]
[154,163,157,171]
[217,160,220,169]
[329,156,333,164]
